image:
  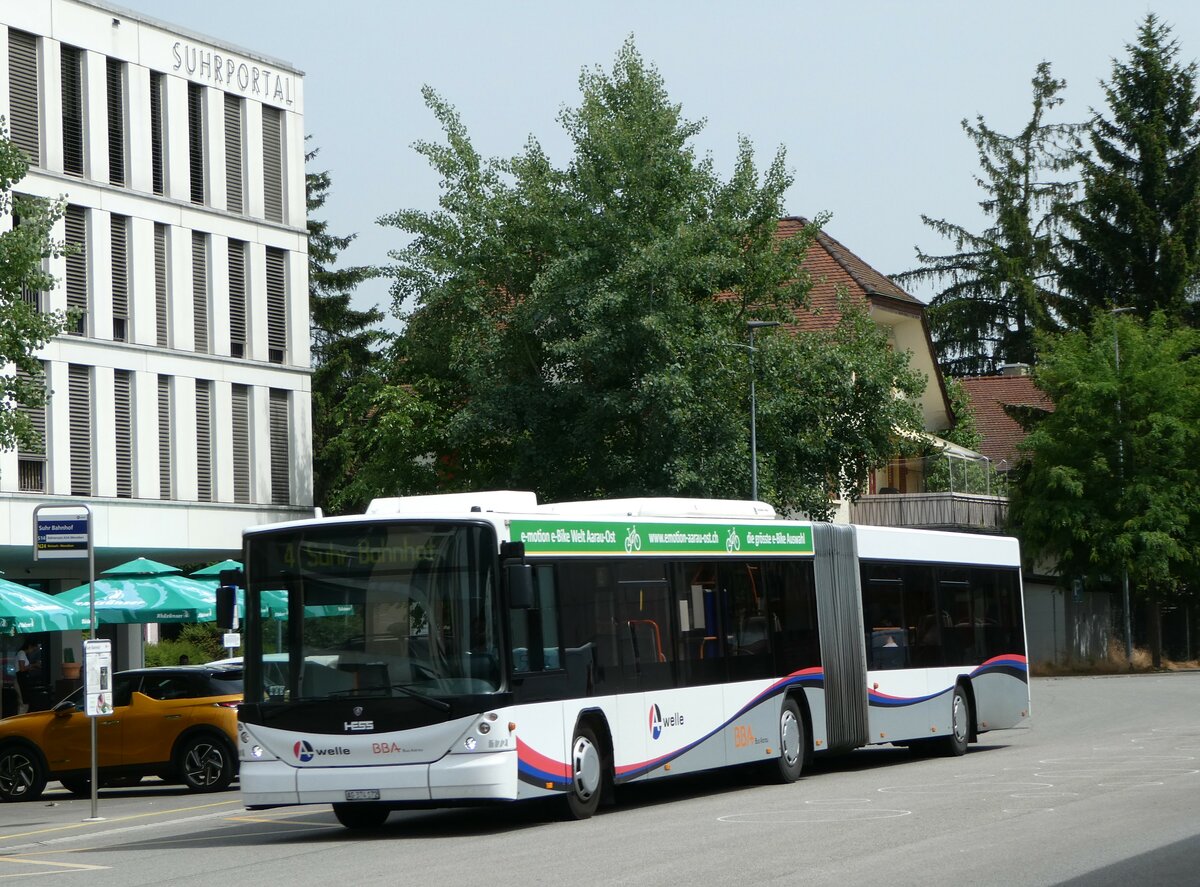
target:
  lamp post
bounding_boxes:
[747,320,780,502]
[1112,305,1135,665]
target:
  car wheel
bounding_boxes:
[58,775,92,797]
[333,803,390,829]
[177,735,235,792]
[0,745,47,802]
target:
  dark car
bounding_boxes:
[0,665,242,802]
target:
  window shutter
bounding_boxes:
[192,232,209,353]
[16,363,47,493]
[262,106,283,222]
[68,364,92,496]
[188,83,205,204]
[12,197,44,312]
[269,388,290,505]
[265,247,286,363]
[158,375,172,499]
[150,71,165,196]
[225,94,244,213]
[196,380,213,502]
[111,214,129,341]
[61,45,84,177]
[65,204,87,335]
[232,384,251,504]
[155,223,169,347]
[106,58,125,186]
[228,239,247,357]
[8,30,40,164]
[114,369,132,498]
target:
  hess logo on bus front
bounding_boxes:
[648,703,685,740]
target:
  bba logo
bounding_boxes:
[294,740,314,762]
[648,703,684,741]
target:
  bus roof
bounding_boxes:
[364,491,776,521]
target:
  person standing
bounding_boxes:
[15,638,41,715]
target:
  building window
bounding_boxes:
[265,247,287,363]
[225,94,244,214]
[61,45,84,177]
[106,58,126,187]
[111,214,129,341]
[187,83,205,205]
[114,369,133,498]
[262,106,284,222]
[64,204,87,336]
[150,71,165,196]
[196,380,214,502]
[68,364,92,496]
[192,232,209,353]
[154,223,169,347]
[269,388,290,505]
[232,383,251,504]
[12,196,44,312]
[228,239,247,358]
[16,363,47,493]
[8,30,40,165]
[158,375,172,499]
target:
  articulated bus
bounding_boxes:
[224,491,1029,829]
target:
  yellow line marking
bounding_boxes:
[227,814,336,828]
[0,799,240,842]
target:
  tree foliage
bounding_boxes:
[375,41,926,518]
[1009,313,1200,600]
[0,122,68,455]
[306,147,386,512]
[896,63,1080,374]
[1058,15,1200,327]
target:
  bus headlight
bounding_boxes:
[464,736,477,751]
[251,745,264,758]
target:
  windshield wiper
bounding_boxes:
[390,684,451,712]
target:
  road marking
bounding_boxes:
[0,800,241,848]
[0,855,109,875]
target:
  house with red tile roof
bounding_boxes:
[958,368,1054,472]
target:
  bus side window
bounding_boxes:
[511,564,562,673]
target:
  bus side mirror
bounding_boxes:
[216,585,237,629]
[506,563,534,609]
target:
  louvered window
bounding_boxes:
[192,232,209,353]
[155,223,169,346]
[269,388,290,505]
[158,375,172,499]
[266,247,287,363]
[12,197,43,312]
[111,214,129,341]
[16,363,47,493]
[150,72,165,195]
[68,364,92,496]
[64,204,87,335]
[106,58,125,186]
[262,106,283,222]
[231,384,251,504]
[61,45,84,177]
[188,83,205,205]
[8,30,39,165]
[114,370,133,498]
[196,380,214,502]
[228,239,247,358]
[225,94,244,213]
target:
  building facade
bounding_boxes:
[0,1,312,662]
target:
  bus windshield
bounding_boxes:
[244,521,500,703]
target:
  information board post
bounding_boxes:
[33,503,102,821]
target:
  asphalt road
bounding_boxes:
[1,672,1197,886]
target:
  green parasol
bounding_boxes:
[55,558,217,625]
[0,576,86,634]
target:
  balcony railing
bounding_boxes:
[850,491,1009,534]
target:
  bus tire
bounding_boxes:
[941,684,971,757]
[768,698,806,784]
[564,723,603,820]
[333,802,390,829]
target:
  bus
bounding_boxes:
[221,490,1029,829]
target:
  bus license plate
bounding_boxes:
[345,789,380,801]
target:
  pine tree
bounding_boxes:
[896,63,1080,375]
[1058,15,1200,327]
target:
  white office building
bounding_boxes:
[0,1,312,665]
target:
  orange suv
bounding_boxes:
[0,665,241,802]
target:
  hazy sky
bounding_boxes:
[115,1,1200,326]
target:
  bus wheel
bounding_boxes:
[564,724,603,820]
[333,803,390,829]
[941,685,971,757]
[769,698,806,784]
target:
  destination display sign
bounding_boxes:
[507,520,814,556]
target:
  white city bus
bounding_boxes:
[223,491,1029,829]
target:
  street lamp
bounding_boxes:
[747,320,780,502]
[1112,305,1135,665]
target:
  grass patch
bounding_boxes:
[1031,637,1200,676]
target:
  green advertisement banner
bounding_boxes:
[508,520,814,556]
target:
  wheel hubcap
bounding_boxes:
[0,753,34,798]
[780,710,800,767]
[572,736,600,800]
[953,694,967,742]
[184,743,225,786]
